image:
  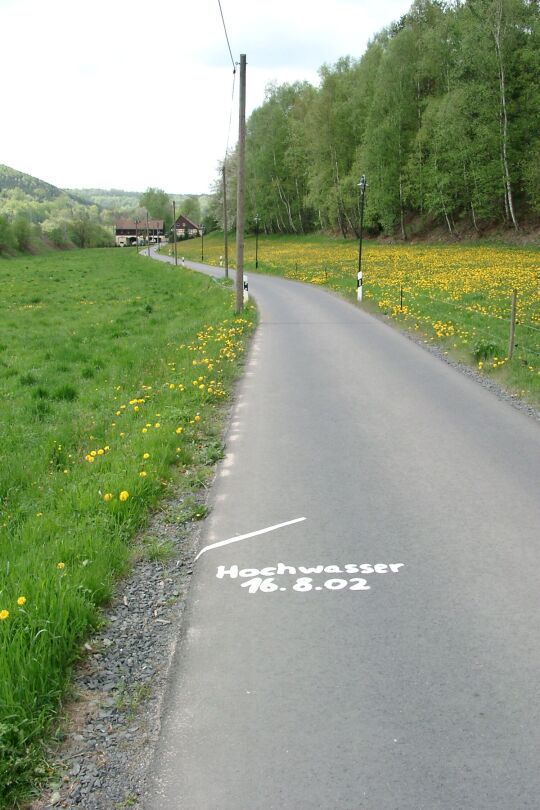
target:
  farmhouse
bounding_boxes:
[115,218,165,247]
[173,214,201,239]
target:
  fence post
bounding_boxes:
[400,284,403,312]
[508,289,517,359]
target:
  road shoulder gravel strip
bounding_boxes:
[29,485,206,810]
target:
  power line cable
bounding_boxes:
[217,0,236,71]
[225,67,237,158]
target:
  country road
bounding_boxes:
[145,247,540,809]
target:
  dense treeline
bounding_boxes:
[215,0,539,238]
[0,206,113,254]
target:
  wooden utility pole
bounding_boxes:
[223,162,229,279]
[235,54,246,313]
[172,200,178,266]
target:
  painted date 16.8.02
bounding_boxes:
[241,576,371,593]
[215,563,404,594]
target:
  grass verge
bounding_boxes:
[0,248,255,807]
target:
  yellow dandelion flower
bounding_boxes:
[57,562,65,569]
[103,493,113,502]
[0,610,9,620]
[119,491,129,502]
[17,596,26,606]
[143,453,150,459]
[175,427,183,434]
[139,471,147,477]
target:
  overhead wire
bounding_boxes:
[216,0,238,164]
[225,68,237,158]
[217,0,236,71]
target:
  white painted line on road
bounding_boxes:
[195,517,307,562]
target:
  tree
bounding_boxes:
[245,81,315,233]
[180,196,201,225]
[139,188,172,229]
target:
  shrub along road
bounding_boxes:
[146,249,540,809]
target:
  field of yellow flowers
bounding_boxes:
[0,248,254,807]
[175,233,540,407]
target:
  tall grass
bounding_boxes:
[0,248,255,807]
[175,233,540,408]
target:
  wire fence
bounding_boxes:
[377,283,540,363]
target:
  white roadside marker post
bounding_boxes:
[243,274,249,303]
[357,174,366,303]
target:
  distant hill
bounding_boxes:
[70,188,213,214]
[0,165,89,206]
[67,188,141,211]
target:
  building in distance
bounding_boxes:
[115,218,165,247]
[173,214,201,240]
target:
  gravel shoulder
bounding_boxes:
[400,323,540,423]
[29,482,208,810]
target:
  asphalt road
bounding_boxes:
[146,248,540,809]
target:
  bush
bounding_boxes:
[12,216,32,252]
[0,216,15,254]
[473,339,502,362]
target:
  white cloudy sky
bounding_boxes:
[0,0,413,194]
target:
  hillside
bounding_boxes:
[0,165,88,206]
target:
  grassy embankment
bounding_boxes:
[171,233,540,409]
[0,247,255,808]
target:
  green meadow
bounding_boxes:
[0,248,255,807]
[173,233,540,409]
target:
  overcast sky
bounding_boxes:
[1,0,413,194]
